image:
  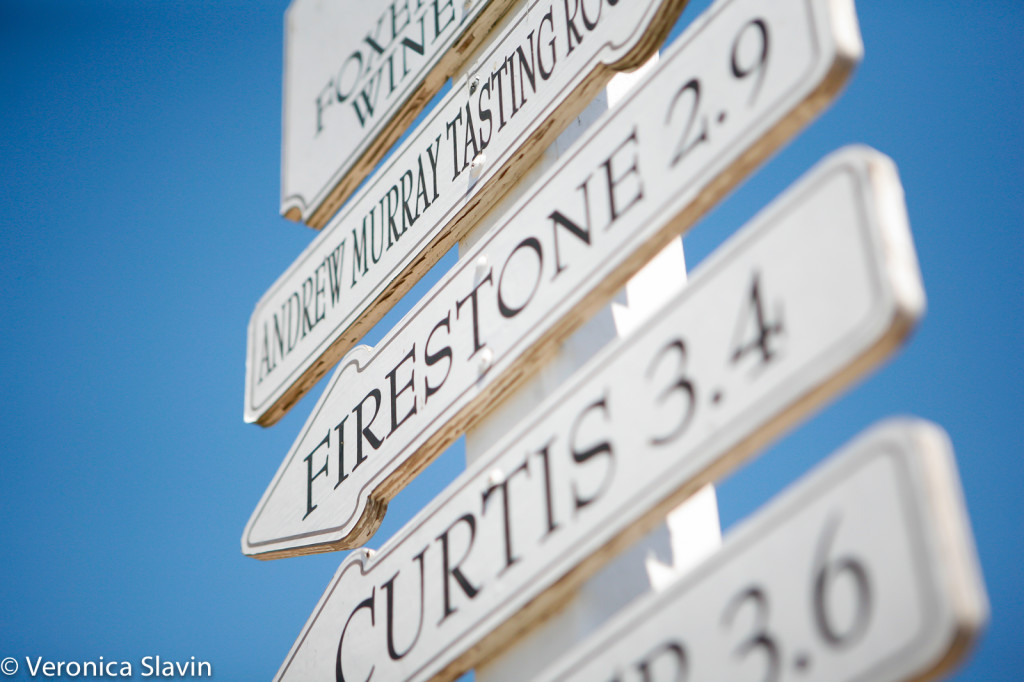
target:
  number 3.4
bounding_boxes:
[730,271,784,372]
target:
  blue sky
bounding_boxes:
[0,1,1020,680]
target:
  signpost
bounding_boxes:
[243,0,866,557]
[249,0,693,426]
[247,0,990,678]
[534,419,989,682]
[269,146,928,681]
[280,0,520,227]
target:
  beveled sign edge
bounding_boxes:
[242,144,921,563]
[269,147,931,680]
[243,0,873,554]
[533,417,989,682]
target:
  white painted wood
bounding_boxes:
[280,0,519,226]
[270,145,928,681]
[535,418,989,682]
[462,72,624,462]
[458,55,659,459]
[242,0,865,558]
[470,59,721,682]
[602,60,722,595]
[249,0,691,425]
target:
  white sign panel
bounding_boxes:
[270,145,927,681]
[244,0,867,554]
[250,0,693,425]
[281,0,518,227]
[536,418,989,682]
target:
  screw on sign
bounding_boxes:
[242,0,866,559]
[271,145,929,681]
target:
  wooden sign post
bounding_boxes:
[270,146,927,681]
[243,0,864,557]
[249,0,690,425]
[534,419,989,682]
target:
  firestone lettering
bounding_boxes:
[299,128,643,525]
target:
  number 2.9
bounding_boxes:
[665,17,771,169]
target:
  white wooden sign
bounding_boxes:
[535,418,989,682]
[269,145,928,681]
[250,0,694,425]
[280,0,519,227]
[244,0,866,555]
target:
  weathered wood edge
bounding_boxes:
[905,423,990,681]
[286,0,687,228]
[528,418,987,682]
[415,151,929,681]
[282,0,522,227]
[259,36,869,554]
[270,145,931,679]
[255,0,693,425]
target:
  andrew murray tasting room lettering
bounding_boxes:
[250,0,691,425]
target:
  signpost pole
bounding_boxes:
[461,60,723,682]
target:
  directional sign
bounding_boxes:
[280,0,519,227]
[535,418,989,682]
[244,0,867,555]
[269,145,927,681]
[250,0,693,425]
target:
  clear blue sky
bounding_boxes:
[0,1,1020,680]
